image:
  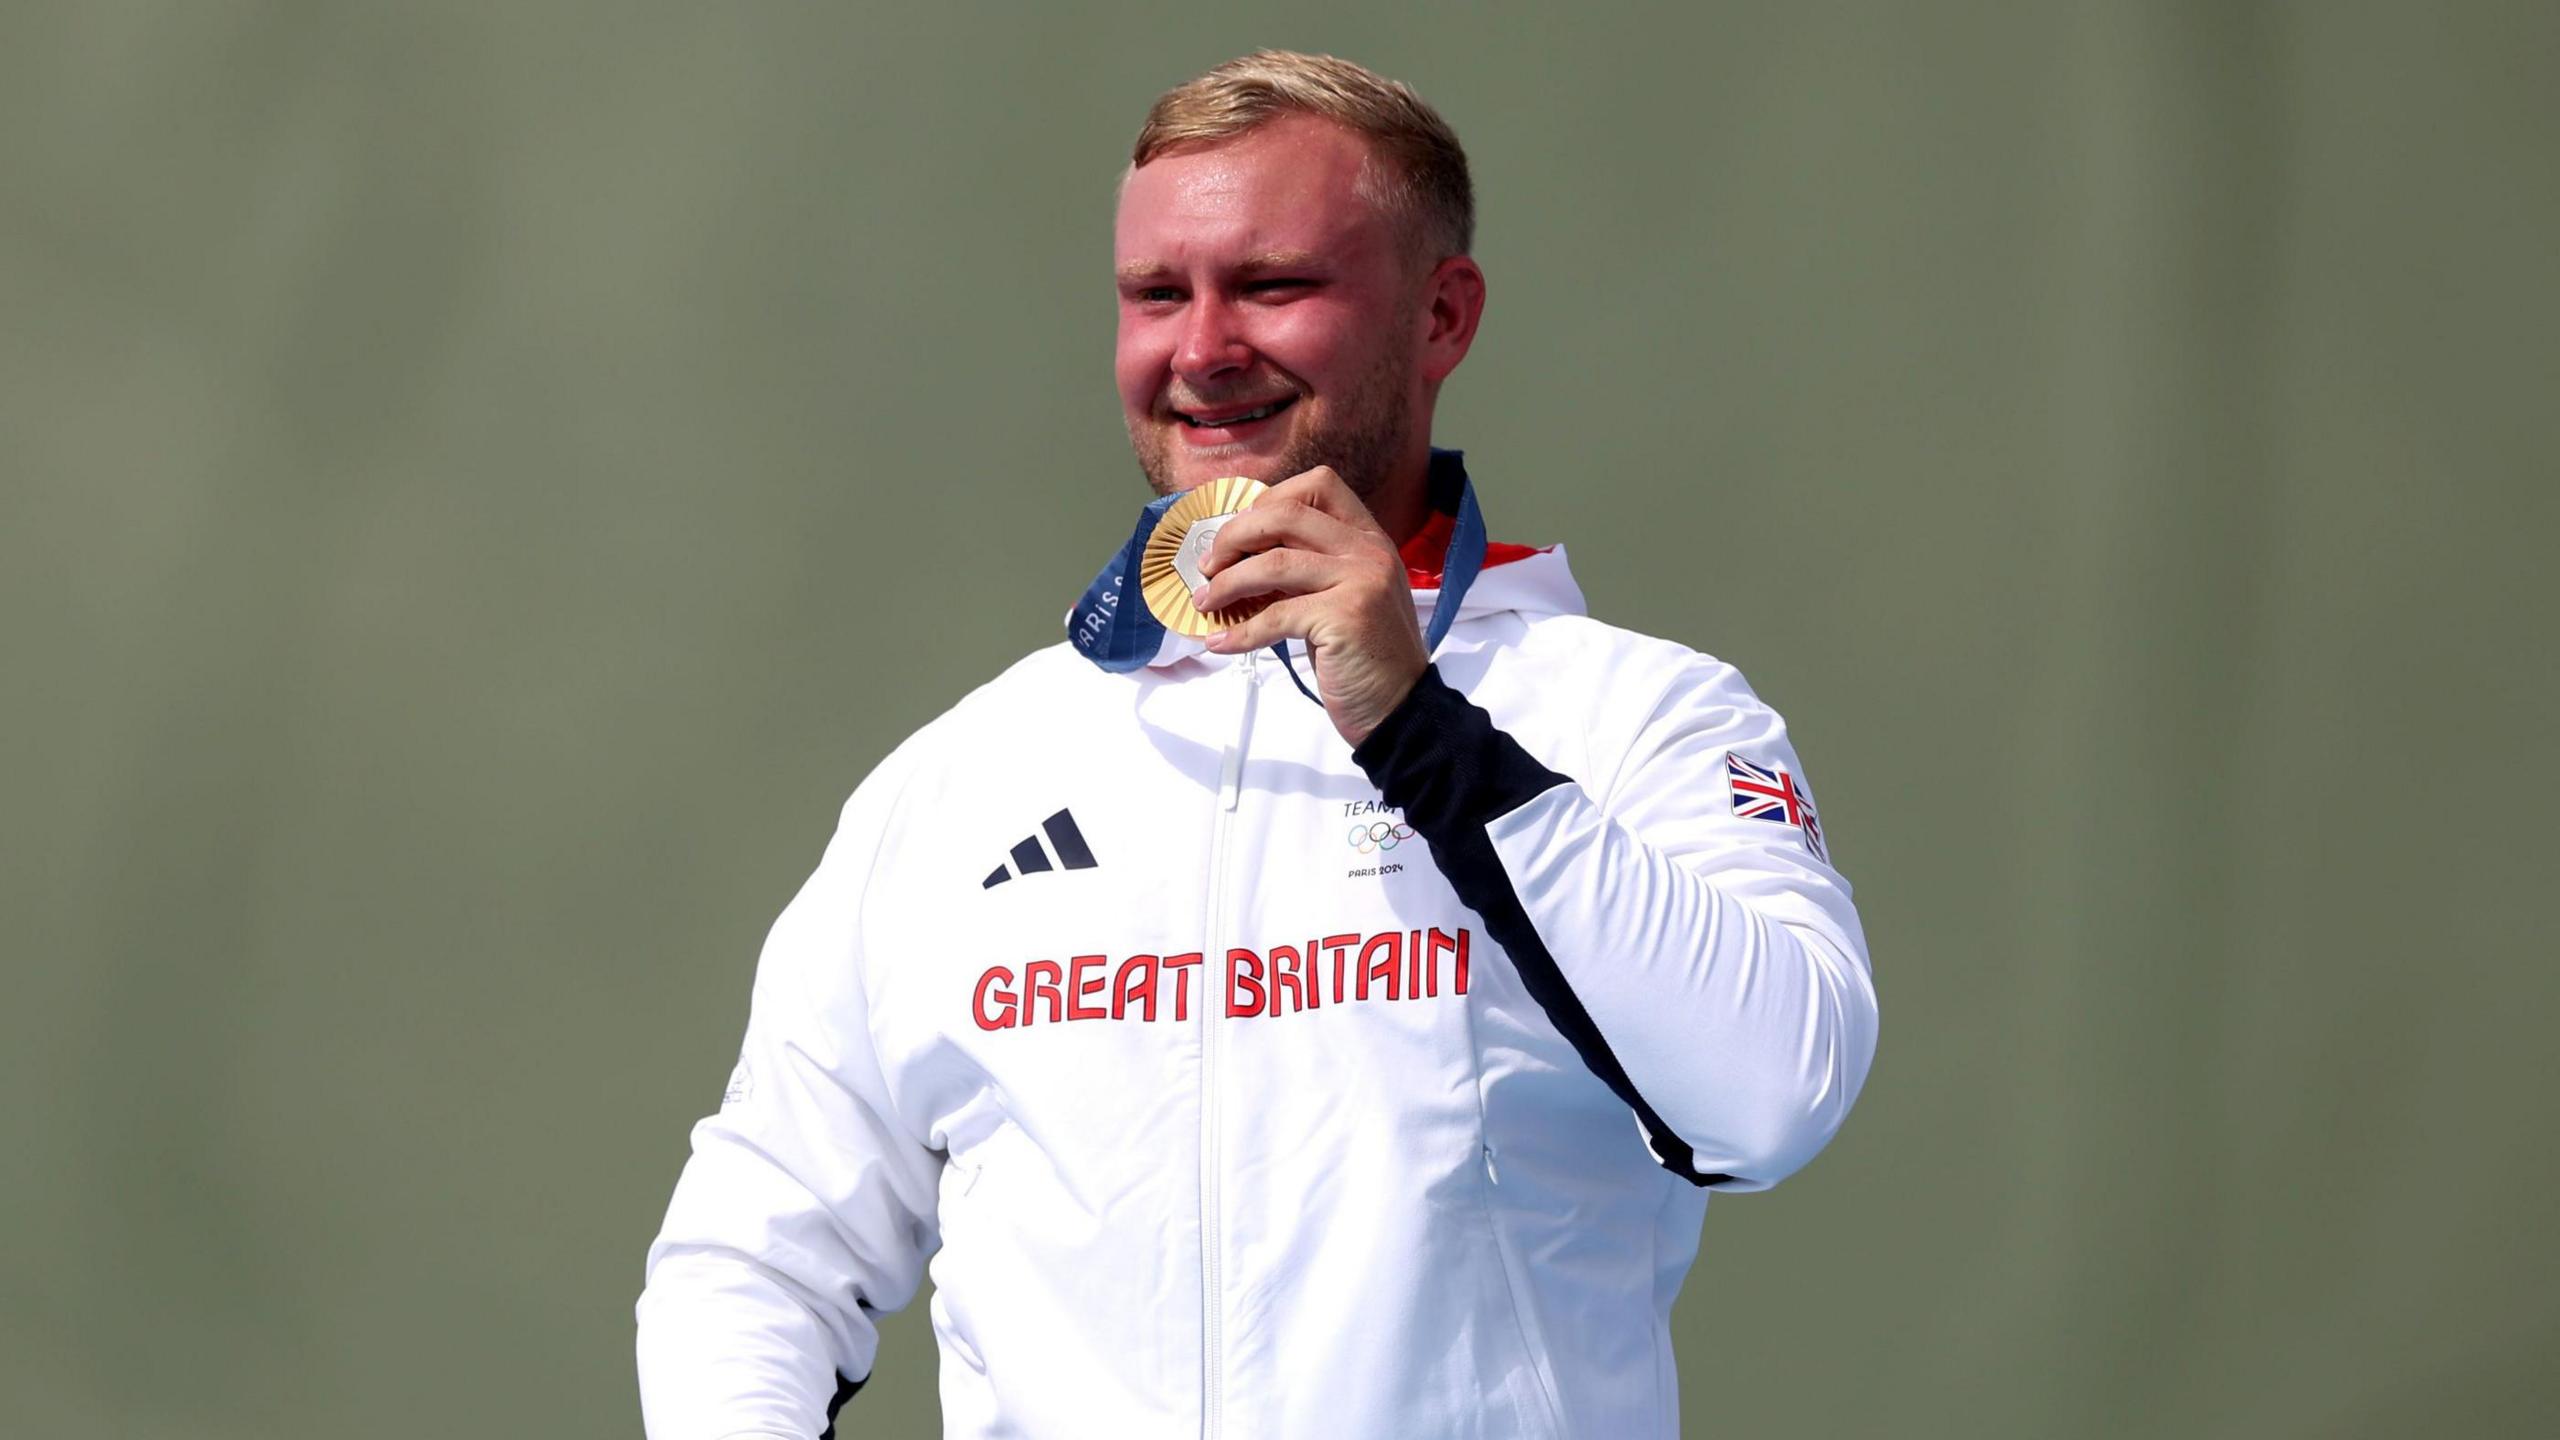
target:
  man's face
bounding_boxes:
[1115,114,1429,501]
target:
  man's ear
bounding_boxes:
[1420,255,1487,386]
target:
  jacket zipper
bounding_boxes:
[1199,647,1258,1439]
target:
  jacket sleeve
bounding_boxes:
[635,753,944,1439]
[1353,659,1878,1191]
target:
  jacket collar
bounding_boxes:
[1143,450,1583,670]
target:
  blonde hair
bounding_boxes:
[1131,50,1474,262]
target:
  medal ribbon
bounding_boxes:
[1066,491,1186,672]
[1066,449,1491,704]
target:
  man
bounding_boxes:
[638,51,1878,1440]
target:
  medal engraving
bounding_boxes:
[1170,512,1238,594]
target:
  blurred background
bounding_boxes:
[4,2,2553,1435]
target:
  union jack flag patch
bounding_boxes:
[1726,754,1826,861]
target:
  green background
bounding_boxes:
[5,3,2553,1435]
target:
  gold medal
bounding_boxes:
[1140,476,1270,636]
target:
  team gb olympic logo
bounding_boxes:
[1348,820,1416,855]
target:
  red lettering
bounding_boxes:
[1359,931,1401,1001]
[981,932,1469,1031]
[1111,953,1159,1022]
[1227,947,1267,1018]
[1268,944,1304,1016]
[1068,954,1108,1021]
[1024,959,1064,1025]
[972,966,1017,1031]
[1425,927,1469,996]
[1323,933,1359,1009]
[1163,952,1202,1021]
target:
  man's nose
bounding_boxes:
[1171,292,1251,382]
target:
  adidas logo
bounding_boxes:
[983,808,1099,889]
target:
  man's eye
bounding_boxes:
[1246,279,1313,295]
[1135,287,1182,304]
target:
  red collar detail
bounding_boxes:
[1399,509,1547,590]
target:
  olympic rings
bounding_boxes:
[1347,820,1416,854]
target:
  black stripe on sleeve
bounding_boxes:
[1353,665,1734,1188]
[816,1368,866,1439]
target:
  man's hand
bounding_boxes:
[1193,466,1429,747]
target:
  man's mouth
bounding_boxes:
[1175,395,1298,429]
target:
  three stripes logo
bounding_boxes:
[983,808,1100,889]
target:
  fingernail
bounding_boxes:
[1204,630,1230,650]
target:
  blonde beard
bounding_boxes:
[1132,346,1416,506]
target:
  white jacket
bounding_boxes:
[637,502,1880,1439]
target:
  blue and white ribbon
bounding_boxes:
[1066,449,1489,705]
